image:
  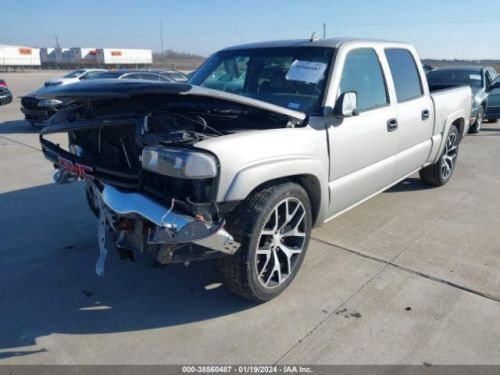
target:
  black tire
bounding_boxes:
[85,181,100,217]
[488,118,498,123]
[469,106,485,134]
[420,125,459,187]
[216,182,312,302]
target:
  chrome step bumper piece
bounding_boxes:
[100,184,240,255]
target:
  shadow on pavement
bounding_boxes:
[385,177,433,193]
[0,182,257,360]
[0,119,38,134]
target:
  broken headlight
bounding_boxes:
[141,146,218,179]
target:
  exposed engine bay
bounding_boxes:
[39,91,305,274]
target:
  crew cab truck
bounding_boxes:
[38,39,472,301]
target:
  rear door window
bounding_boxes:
[385,49,423,102]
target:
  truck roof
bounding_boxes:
[222,38,405,51]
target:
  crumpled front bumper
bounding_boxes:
[101,184,240,255]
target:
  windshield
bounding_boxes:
[64,70,86,78]
[189,47,334,114]
[427,69,483,89]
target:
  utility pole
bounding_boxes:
[323,23,326,39]
[160,18,164,55]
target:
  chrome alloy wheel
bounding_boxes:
[441,130,458,180]
[255,197,307,288]
[476,106,484,132]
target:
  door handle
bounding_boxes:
[387,118,398,132]
[422,109,430,120]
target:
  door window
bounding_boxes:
[485,71,493,87]
[141,73,162,81]
[82,71,100,80]
[339,49,388,112]
[385,49,423,102]
[123,73,142,80]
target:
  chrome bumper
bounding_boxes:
[101,185,240,255]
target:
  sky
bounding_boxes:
[1,0,499,59]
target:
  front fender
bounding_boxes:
[194,126,330,224]
[224,157,329,225]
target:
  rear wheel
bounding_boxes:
[420,125,459,187]
[469,106,485,134]
[216,182,312,302]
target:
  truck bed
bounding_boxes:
[431,85,472,138]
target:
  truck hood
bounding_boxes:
[35,79,306,122]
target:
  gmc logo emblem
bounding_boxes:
[58,157,93,180]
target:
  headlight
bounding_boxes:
[142,146,218,179]
[38,99,63,108]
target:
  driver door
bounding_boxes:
[326,48,398,217]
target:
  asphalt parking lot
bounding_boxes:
[1,72,499,365]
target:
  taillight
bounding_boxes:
[0,80,7,88]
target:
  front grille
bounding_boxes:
[21,96,40,110]
[72,124,141,171]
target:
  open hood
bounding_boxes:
[35,79,306,123]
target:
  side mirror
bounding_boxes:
[487,82,499,92]
[79,76,86,80]
[335,92,359,117]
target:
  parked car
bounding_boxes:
[151,70,189,82]
[422,63,434,73]
[44,69,107,87]
[21,70,176,127]
[0,80,13,106]
[427,66,498,133]
[485,77,500,123]
[92,70,176,82]
[20,94,63,127]
[37,38,471,301]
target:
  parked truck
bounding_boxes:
[38,38,472,301]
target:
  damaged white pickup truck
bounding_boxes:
[39,38,472,301]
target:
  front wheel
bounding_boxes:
[469,106,484,134]
[217,182,312,302]
[420,125,459,187]
[85,180,101,217]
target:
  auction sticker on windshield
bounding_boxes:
[286,60,327,84]
[470,74,482,81]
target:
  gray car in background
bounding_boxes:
[485,77,500,122]
[427,66,497,133]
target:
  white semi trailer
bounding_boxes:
[0,44,41,69]
[96,48,152,66]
